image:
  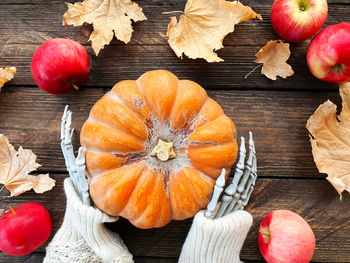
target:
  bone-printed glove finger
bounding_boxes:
[178,210,253,263]
[44,178,133,263]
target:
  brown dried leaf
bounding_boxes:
[255,40,294,80]
[164,0,262,62]
[306,82,350,196]
[63,0,147,55]
[0,209,4,216]
[0,134,55,196]
[0,67,16,92]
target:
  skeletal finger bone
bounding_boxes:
[224,132,257,215]
[76,147,90,206]
[205,168,226,218]
[60,105,90,206]
[215,137,246,218]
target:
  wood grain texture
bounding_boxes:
[0,0,349,262]
[0,86,340,178]
[0,1,348,90]
[1,175,349,262]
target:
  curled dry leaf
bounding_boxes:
[306,82,350,196]
[0,134,55,196]
[255,40,294,80]
[164,0,262,62]
[0,67,16,92]
[63,0,147,55]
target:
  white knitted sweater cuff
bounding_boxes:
[44,178,133,263]
[178,210,253,263]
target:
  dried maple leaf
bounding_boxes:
[63,0,147,55]
[0,67,16,92]
[306,82,350,196]
[255,40,294,80]
[164,0,262,62]
[0,134,55,196]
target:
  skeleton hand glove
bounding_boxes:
[179,133,257,263]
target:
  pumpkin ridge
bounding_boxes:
[91,162,147,216]
[182,168,215,209]
[82,119,146,152]
[177,170,203,210]
[175,98,210,137]
[84,149,127,178]
[114,162,147,216]
[88,112,147,142]
[168,170,198,220]
[109,88,149,122]
[122,168,170,228]
[195,108,225,130]
[169,80,209,132]
[197,170,217,187]
[119,165,152,220]
[192,98,225,129]
[188,115,236,145]
[166,77,180,122]
[81,121,146,154]
[173,98,221,140]
[188,141,238,178]
[136,70,179,123]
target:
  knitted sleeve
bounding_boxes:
[178,210,253,263]
[44,178,133,263]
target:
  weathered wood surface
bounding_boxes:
[1,176,350,262]
[0,87,341,178]
[0,1,349,90]
[1,0,350,262]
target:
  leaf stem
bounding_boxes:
[245,64,263,79]
[162,11,184,15]
[0,185,4,193]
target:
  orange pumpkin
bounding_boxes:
[80,70,238,229]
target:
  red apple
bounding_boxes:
[258,210,315,263]
[271,0,328,42]
[0,202,52,256]
[307,22,350,83]
[31,38,90,94]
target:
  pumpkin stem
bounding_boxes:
[150,139,176,161]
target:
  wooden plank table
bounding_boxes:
[1,0,350,262]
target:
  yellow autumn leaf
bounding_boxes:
[164,0,262,62]
[0,67,16,92]
[0,134,55,196]
[306,82,350,196]
[63,0,147,55]
[255,40,294,80]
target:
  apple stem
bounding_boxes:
[245,64,263,79]
[72,83,79,91]
[9,205,16,215]
[259,227,270,242]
